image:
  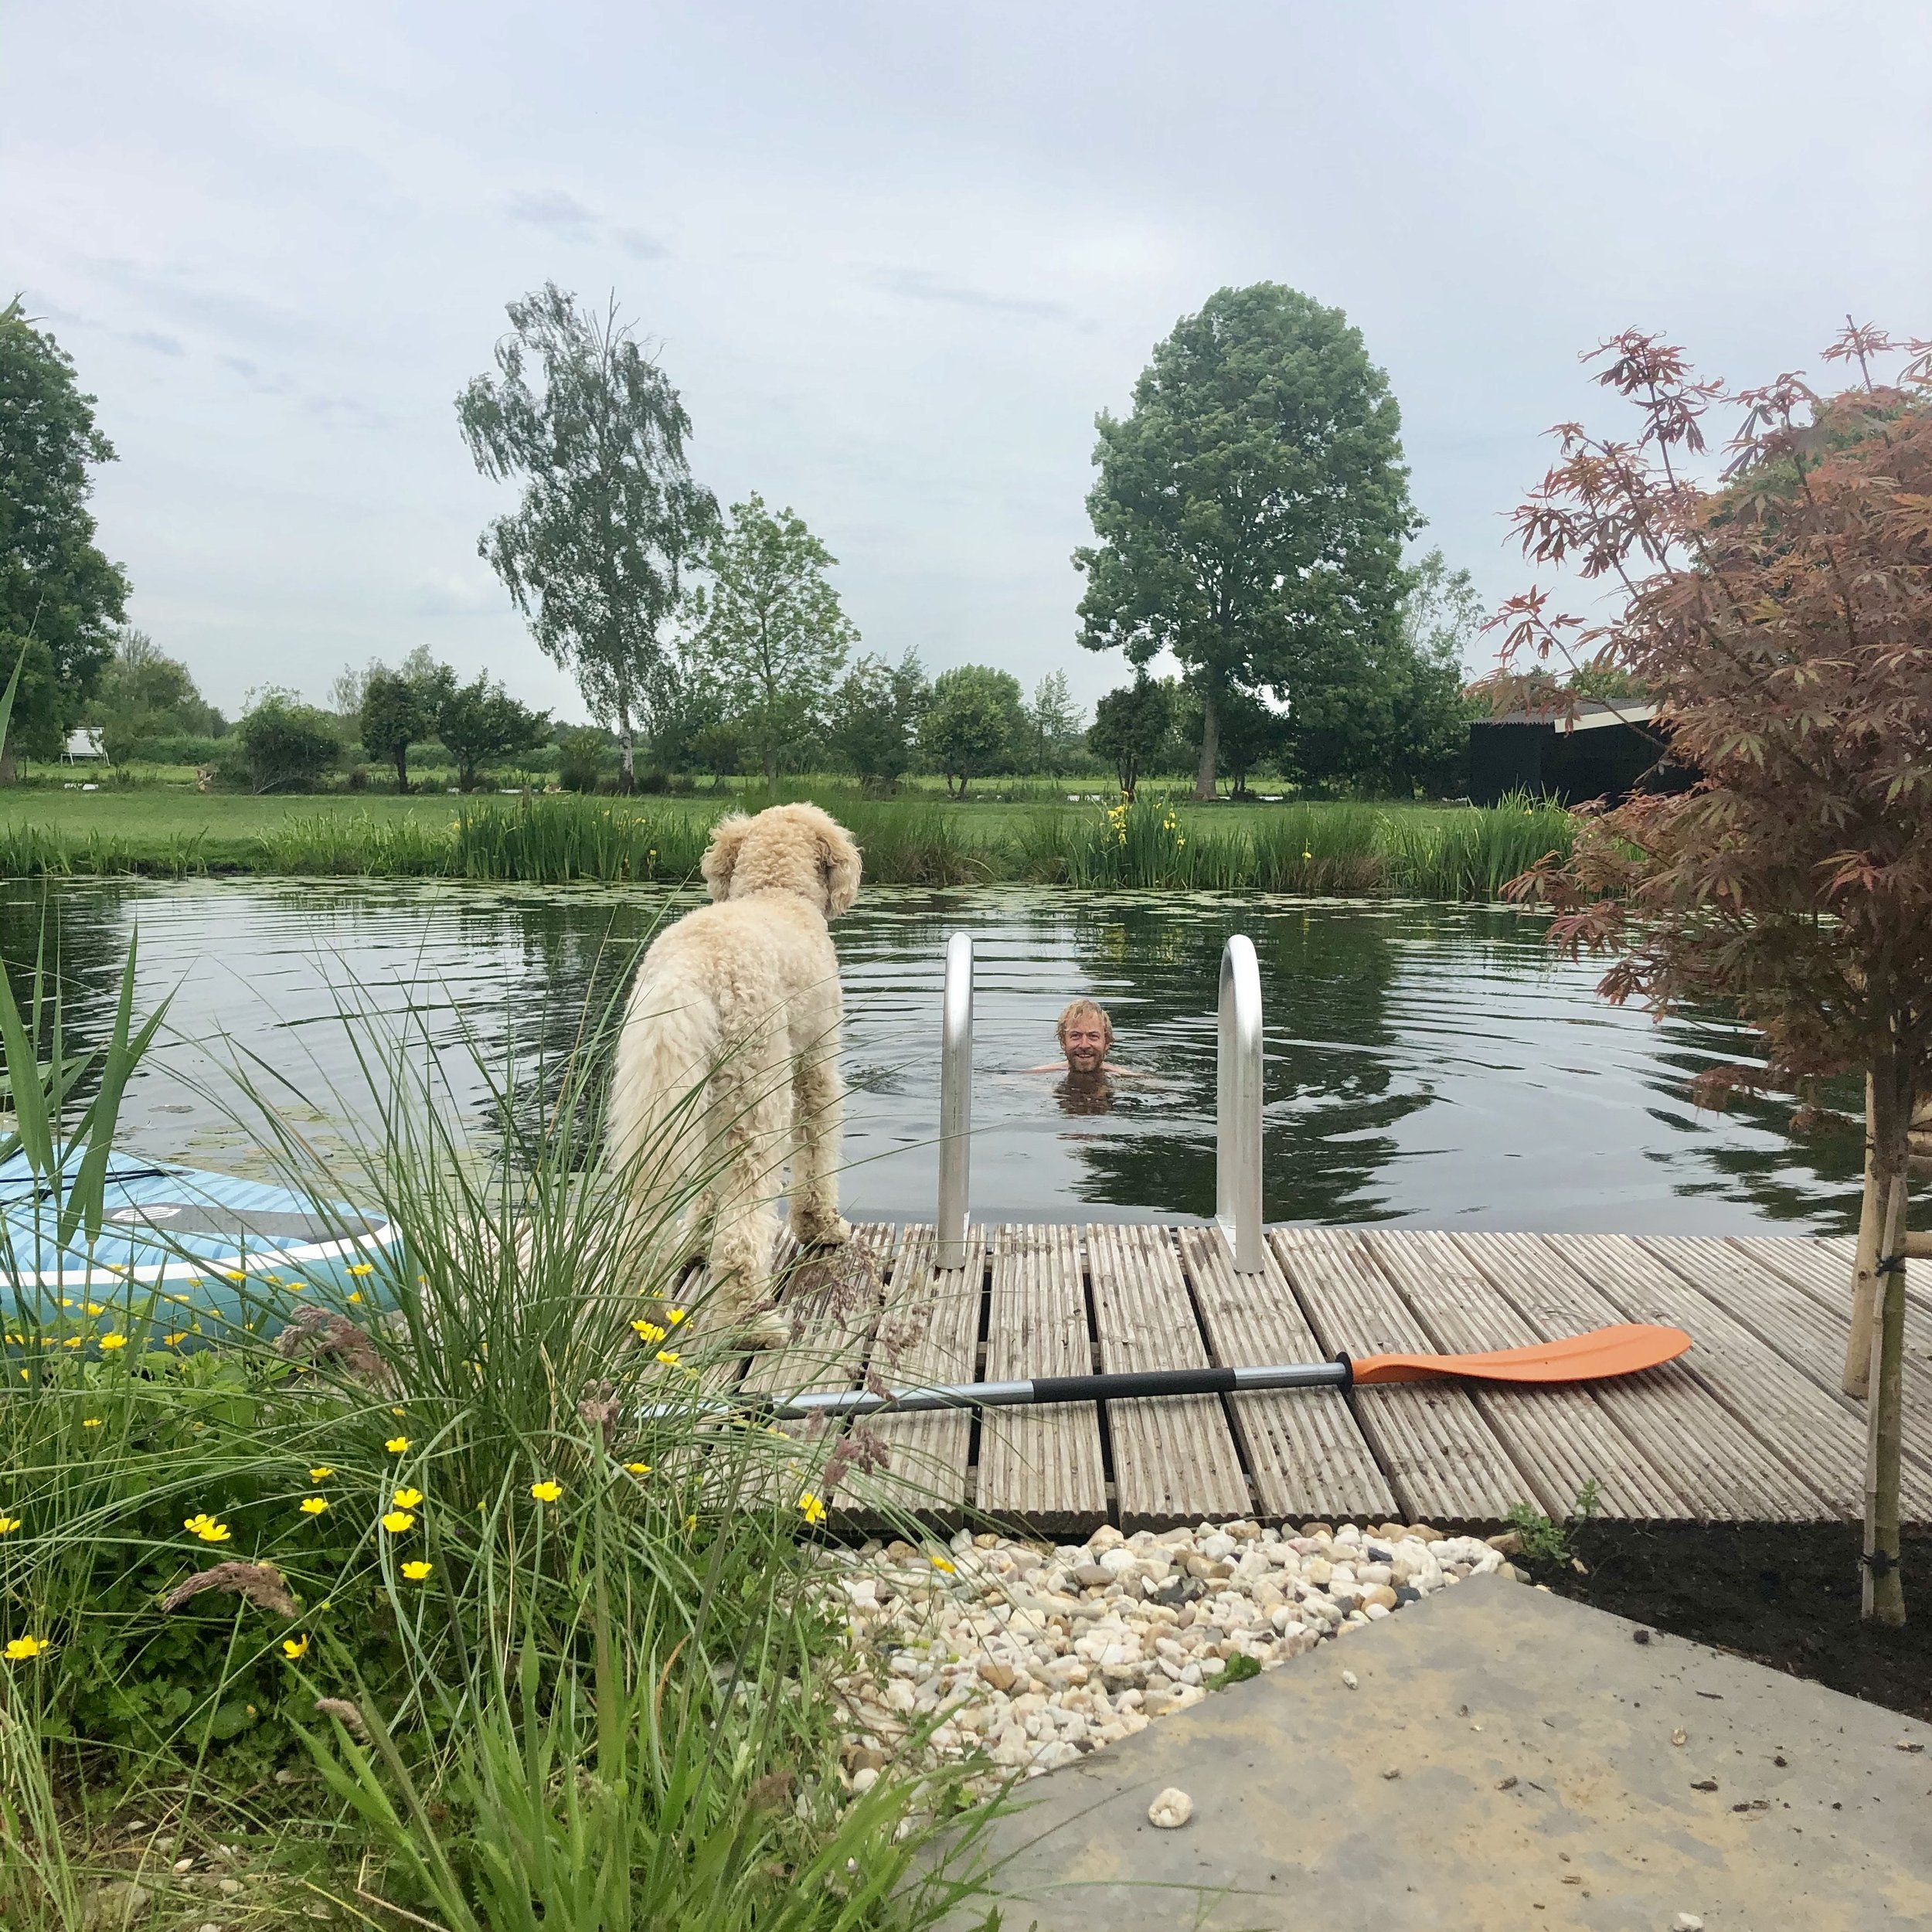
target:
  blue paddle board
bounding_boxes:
[0,1150,401,1344]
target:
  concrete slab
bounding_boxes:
[944,1577,1932,1931]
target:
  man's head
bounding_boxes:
[1056,999,1113,1075]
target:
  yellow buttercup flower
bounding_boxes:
[281,1634,309,1660]
[666,1308,686,1325]
[797,1492,827,1526]
[655,1350,680,1368]
[346,1291,364,1304]
[347,1262,375,1277]
[98,1333,128,1351]
[380,1510,416,1533]
[82,1417,103,1428]
[299,1497,329,1516]
[389,1406,406,1417]
[391,1487,423,1509]
[386,1437,410,1454]
[186,1515,232,1543]
[164,1332,185,1346]
[85,1302,104,1316]
[529,1480,562,1503]
[5,1634,48,1662]
[63,1337,84,1349]
[624,1462,651,1476]
[400,1560,432,1581]
[930,1555,955,1572]
[223,1271,247,1284]
[631,1319,666,1344]
[309,1467,334,1481]
[0,1515,20,1534]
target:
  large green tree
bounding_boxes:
[1291,548,1479,795]
[1087,673,1174,798]
[87,627,224,760]
[1075,284,1417,798]
[359,668,438,792]
[828,648,930,791]
[456,285,717,791]
[918,665,1026,797]
[434,670,549,791]
[690,494,856,791]
[1024,670,1084,776]
[0,299,129,764]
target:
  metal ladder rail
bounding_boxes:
[936,931,973,1267]
[934,929,1265,1271]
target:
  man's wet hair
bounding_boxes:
[1055,999,1114,1049]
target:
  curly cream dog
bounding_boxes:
[606,803,859,1345]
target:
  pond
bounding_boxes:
[0,879,1862,1235]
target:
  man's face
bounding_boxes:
[1061,1018,1108,1074]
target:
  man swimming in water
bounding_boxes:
[1022,1000,1145,1079]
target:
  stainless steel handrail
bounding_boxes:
[937,931,973,1267]
[1216,934,1264,1271]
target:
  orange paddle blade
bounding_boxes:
[1351,1322,1691,1387]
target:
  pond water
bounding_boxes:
[0,879,1862,1235]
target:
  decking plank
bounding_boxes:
[975,1223,1107,1533]
[1543,1233,1872,1519]
[740,1223,895,1398]
[1086,1222,1250,1526]
[712,1226,894,1512]
[1451,1232,1828,1522]
[1731,1236,1932,1360]
[1806,1232,1932,1316]
[1642,1236,1932,1511]
[1269,1226,1530,1523]
[1177,1226,1396,1522]
[842,1223,981,1521]
[1365,1230,1690,1521]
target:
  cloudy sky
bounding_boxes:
[9,2,1930,721]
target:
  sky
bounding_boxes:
[7,2,1931,723]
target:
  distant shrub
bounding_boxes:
[114,732,227,767]
[234,693,342,793]
[558,726,610,793]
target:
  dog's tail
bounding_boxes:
[606,968,723,1220]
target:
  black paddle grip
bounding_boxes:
[1029,1365,1240,1404]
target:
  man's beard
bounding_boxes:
[1064,1049,1106,1075]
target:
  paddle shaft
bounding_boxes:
[651,1358,1352,1423]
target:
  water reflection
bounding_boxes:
[0,878,1862,1234]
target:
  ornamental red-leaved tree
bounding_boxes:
[1490,322,1932,1626]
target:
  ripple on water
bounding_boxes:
[0,879,1860,1233]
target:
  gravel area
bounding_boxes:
[821,1517,1525,1794]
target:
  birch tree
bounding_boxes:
[691,494,855,791]
[456,284,716,791]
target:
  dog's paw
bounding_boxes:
[794,1213,851,1251]
[734,1308,793,1352]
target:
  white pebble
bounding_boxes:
[1147,1786,1193,1828]
[1341,1669,1358,1689]
[1672,1917,1704,1932]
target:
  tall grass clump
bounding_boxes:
[1379,792,1575,900]
[0,923,995,1925]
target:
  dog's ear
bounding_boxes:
[701,815,753,902]
[818,825,862,918]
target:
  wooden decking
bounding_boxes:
[712,1224,1928,1533]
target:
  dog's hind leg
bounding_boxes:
[788,1041,849,1250]
[701,1034,792,1350]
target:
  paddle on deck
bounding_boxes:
[648,1321,1692,1421]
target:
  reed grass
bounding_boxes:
[0,934,992,1930]
[0,787,1578,901]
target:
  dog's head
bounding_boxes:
[699,804,862,919]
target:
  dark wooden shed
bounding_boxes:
[1468,700,1689,807]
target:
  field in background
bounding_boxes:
[0,786,1573,900]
